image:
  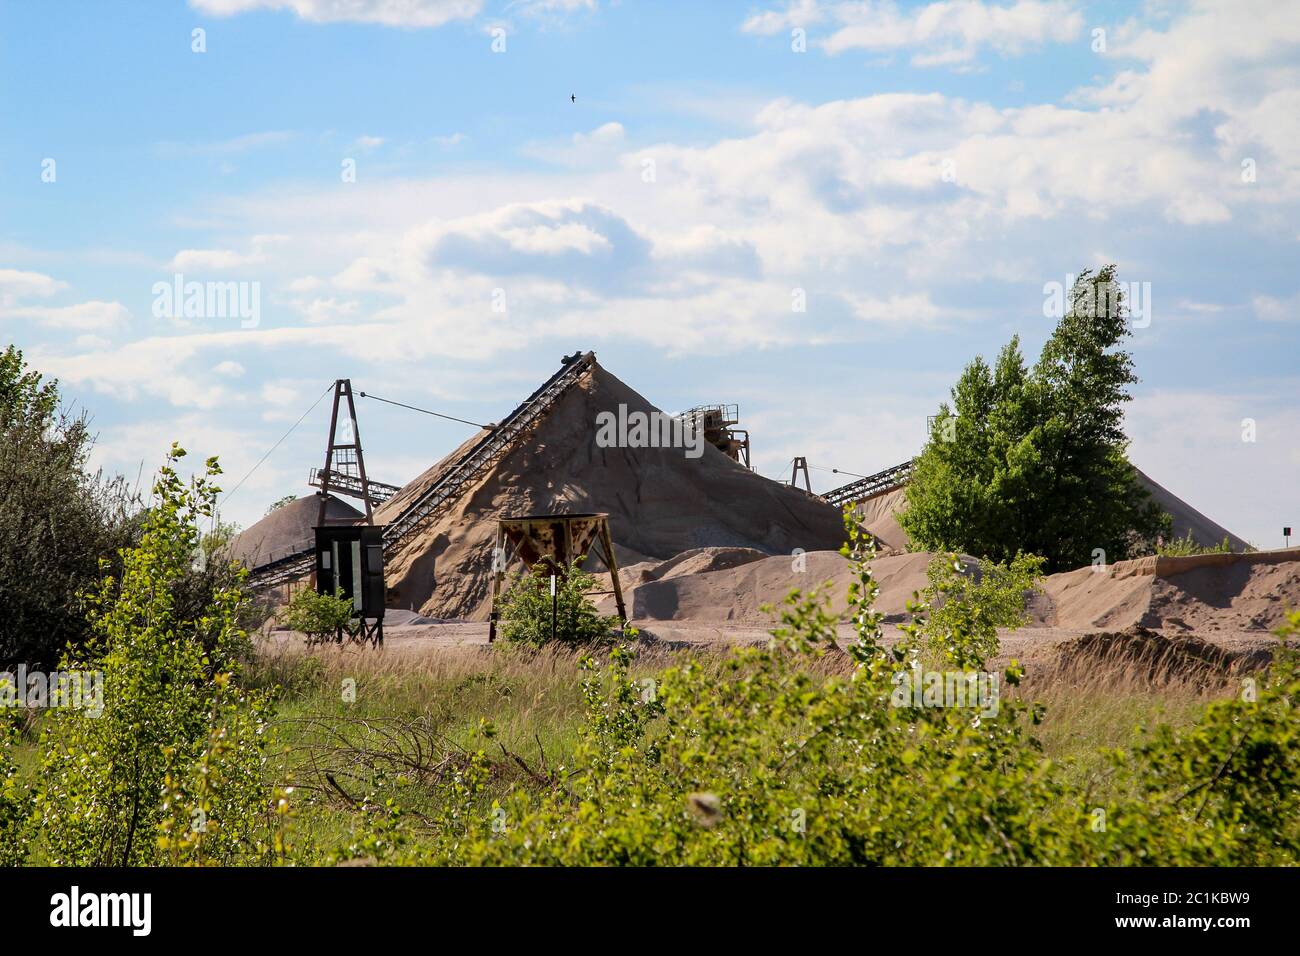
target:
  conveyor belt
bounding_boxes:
[250,351,598,589]
[821,459,914,507]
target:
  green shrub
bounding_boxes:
[34,445,273,866]
[279,586,356,645]
[382,511,1300,866]
[921,552,1045,669]
[0,713,32,866]
[496,560,621,648]
[1156,531,1233,557]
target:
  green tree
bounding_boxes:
[900,267,1168,571]
[265,495,297,515]
[34,446,271,866]
[0,345,141,666]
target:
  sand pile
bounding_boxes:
[1136,469,1250,551]
[854,487,909,553]
[591,546,769,594]
[1050,625,1266,687]
[1040,548,1300,631]
[842,470,1245,557]
[606,550,951,623]
[595,543,1300,635]
[230,494,362,568]
[376,363,847,619]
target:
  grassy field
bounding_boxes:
[8,631,1239,863]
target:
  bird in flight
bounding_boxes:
[570,93,576,103]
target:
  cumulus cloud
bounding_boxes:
[188,0,483,28]
[743,0,1084,67]
[0,268,66,303]
[0,269,127,331]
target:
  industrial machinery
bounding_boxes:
[487,513,627,643]
[821,459,915,507]
[253,352,601,589]
[313,523,386,646]
[676,404,751,468]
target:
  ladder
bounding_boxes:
[250,351,599,589]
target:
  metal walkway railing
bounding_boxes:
[821,459,915,507]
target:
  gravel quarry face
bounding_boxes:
[238,357,1296,647]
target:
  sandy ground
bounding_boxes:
[264,618,1284,664]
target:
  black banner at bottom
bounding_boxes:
[0,865,1286,942]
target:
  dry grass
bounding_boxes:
[243,627,1259,854]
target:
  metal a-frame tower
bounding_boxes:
[315,379,375,527]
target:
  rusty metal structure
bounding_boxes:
[300,379,389,645]
[677,403,751,468]
[790,456,812,492]
[487,513,627,642]
[252,352,600,590]
[313,379,381,526]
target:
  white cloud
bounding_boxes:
[189,0,483,28]
[744,0,1084,67]
[512,0,598,13]
[5,300,129,331]
[1254,292,1300,323]
[169,249,264,271]
[0,269,128,331]
[167,234,287,271]
[522,121,626,166]
[0,268,65,304]
[155,130,294,158]
[741,0,826,36]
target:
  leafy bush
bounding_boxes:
[921,552,1044,669]
[0,345,142,667]
[279,586,356,645]
[1156,531,1233,557]
[0,713,32,866]
[495,560,621,648]
[899,266,1169,572]
[374,512,1300,866]
[34,446,273,866]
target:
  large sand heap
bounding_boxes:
[606,545,1300,633]
[848,470,1246,556]
[597,549,954,623]
[230,493,361,568]
[1042,548,1300,632]
[375,363,847,619]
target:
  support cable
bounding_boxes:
[358,391,492,430]
[220,381,334,507]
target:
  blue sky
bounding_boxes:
[1,0,1297,548]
